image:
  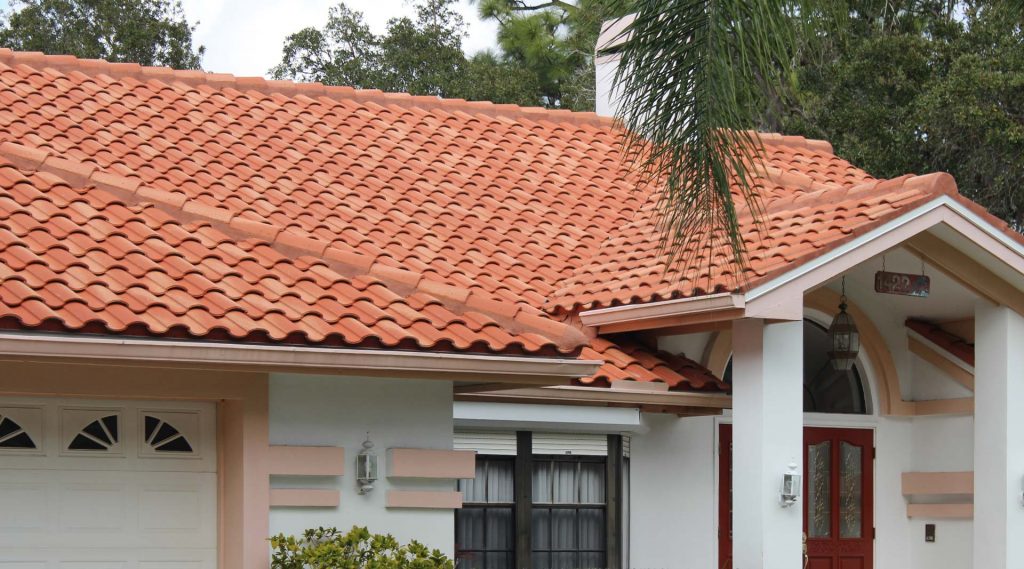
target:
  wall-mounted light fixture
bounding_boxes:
[356,433,378,495]
[781,463,801,508]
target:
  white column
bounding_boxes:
[731,318,804,569]
[973,301,1024,568]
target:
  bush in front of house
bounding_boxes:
[270,526,454,569]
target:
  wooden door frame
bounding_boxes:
[717,423,876,569]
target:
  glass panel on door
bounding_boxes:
[839,441,863,539]
[807,441,832,538]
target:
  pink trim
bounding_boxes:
[270,489,340,508]
[269,446,345,476]
[387,448,476,479]
[902,472,973,495]
[906,503,973,519]
[386,490,464,509]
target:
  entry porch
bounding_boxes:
[580,200,1024,569]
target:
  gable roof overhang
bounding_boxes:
[580,194,1024,332]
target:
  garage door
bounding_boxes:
[0,397,217,569]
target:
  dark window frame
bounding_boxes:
[454,432,624,569]
[456,456,516,568]
[530,454,607,569]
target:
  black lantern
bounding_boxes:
[828,277,860,370]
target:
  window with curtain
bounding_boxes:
[531,456,606,569]
[456,457,515,569]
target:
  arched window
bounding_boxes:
[723,319,867,414]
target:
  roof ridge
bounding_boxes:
[0,50,877,144]
[755,132,835,155]
[761,171,958,215]
[0,140,588,350]
[0,48,613,128]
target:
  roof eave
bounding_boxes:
[0,331,602,383]
[579,292,745,334]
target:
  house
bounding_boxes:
[0,20,1021,569]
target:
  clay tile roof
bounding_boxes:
[0,153,582,355]
[548,170,959,312]
[579,337,729,392]
[906,319,974,366]
[0,48,1003,391]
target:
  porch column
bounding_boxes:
[973,301,1024,568]
[731,318,803,569]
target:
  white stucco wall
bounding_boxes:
[905,329,974,568]
[870,417,914,569]
[908,414,974,569]
[844,286,975,569]
[628,414,717,569]
[268,373,455,554]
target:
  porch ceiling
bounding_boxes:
[824,244,978,323]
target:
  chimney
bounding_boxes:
[595,14,635,117]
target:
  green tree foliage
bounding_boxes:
[0,0,204,69]
[612,0,1024,268]
[271,0,539,105]
[780,1,1024,228]
[459,50,544,106]
[270,526,453,569]
[474,0,633,110]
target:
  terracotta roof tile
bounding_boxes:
[0,155,578,355]
[547,173,955,312]
[579,338,728,392]
[0,49,1005,392]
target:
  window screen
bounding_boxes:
[531,456,606,569]
[456,457,515,569]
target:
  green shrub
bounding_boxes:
[270,526,454,569]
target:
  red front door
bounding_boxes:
[719,425,874,569]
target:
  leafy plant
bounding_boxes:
[270,526,454,569]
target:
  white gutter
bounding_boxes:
[0,332,602,379]
[579,292,744,327]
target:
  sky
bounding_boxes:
[0,0,500,77]
[180,0,500,77]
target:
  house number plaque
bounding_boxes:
[874,271,930,297]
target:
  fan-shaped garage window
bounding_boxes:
[0,413,36,449]
[144,415,193,453]
[723,319,867,414]
[69,414,120,451]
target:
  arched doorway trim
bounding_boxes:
[701,288,905,415]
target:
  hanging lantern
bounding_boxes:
[828,277,860,370]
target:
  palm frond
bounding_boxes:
[609,0,798,279]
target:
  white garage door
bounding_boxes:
[0,397,217,569]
